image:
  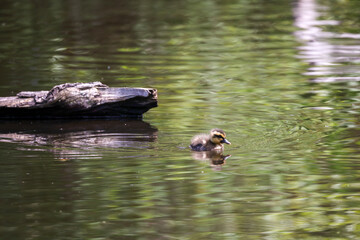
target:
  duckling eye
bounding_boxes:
[214,134,224,139]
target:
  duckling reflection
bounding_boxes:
[191,151,231,170]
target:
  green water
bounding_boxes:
[1,0,360,239]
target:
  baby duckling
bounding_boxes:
[190,128,231,151]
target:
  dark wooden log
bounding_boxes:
[0,82,157,119]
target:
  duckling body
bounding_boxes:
[190,129,231,151]
[190,133,220,151]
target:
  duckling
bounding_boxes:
[190,128,231,151]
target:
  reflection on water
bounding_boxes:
[192,150,231,171]
[0,120,157,159]
[1,0,360,239]
[294,0,360,82]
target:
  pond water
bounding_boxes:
[1,0,360,239]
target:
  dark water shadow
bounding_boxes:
[0,120,158,159]
[191,150,231,171]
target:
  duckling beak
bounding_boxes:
[221,138,231,145]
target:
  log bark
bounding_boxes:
[0,82,157,119]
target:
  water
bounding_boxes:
[1,0,360,239]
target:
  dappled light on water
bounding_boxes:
[1,0,360,239]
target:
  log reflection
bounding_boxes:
[191,151,231,171]
[0,120,157,158]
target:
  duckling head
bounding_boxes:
[210,128,231,145]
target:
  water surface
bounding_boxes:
[1,0,360,239]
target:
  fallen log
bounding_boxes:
[0,82,157,119]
